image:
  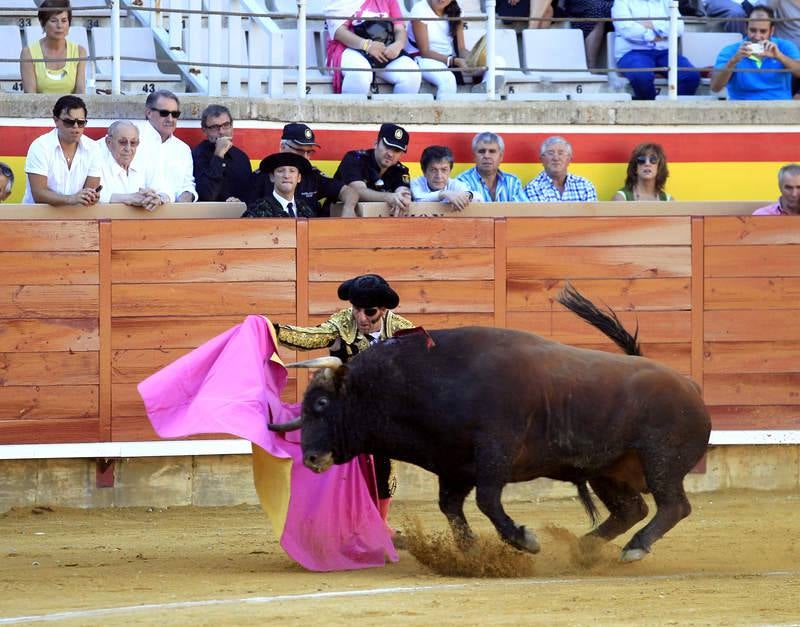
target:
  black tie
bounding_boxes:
[286,202,295,218]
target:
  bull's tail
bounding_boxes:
[556,282,642,357]
[576,481,599,527]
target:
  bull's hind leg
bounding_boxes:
[438,478,476,551]
[585,477,649,543]
[474,480,540,554]
[620,483,691,562]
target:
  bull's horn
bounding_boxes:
[268,417,303,432]
[284,356,343,369]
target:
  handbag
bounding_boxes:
[466,34,487,68]
[352,20,396,68]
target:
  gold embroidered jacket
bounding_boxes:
[275,308,415,362]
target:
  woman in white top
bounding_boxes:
[405,0,505,95]
[325,0,421,95]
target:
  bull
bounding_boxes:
[269,284,711,562]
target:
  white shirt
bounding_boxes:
[95,140,170,203]
[135,121,197,202]
[405,1,454,56]
[612,0,685,60]
[410,175,477,202]
[22,128,101,204]
[272,190,297,216]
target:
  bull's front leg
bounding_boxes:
[475,480,540,554]
[438,479,476,551]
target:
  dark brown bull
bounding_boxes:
[270,284,711,562]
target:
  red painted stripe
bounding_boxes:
[1,125,797,163]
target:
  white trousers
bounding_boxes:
[340,48,422,95]
[415,55,506,95]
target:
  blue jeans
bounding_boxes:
[618,48,700,100]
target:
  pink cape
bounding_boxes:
[137,315,397,571]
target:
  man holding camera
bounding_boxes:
[711,5,800,99]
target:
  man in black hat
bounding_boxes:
[273,274,414,536]
[333,123,412,216]
[242,152,315,218]
[249,123,359,217]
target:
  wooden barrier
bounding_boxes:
[0,203,798,447]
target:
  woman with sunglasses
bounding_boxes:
[20,0,87,94]
[273,274,414,546]
[613,143,673,201]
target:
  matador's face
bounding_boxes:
[352,306,386,335]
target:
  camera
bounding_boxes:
[747,41,765,54]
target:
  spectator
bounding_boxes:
[456,132,526,202]
[250,123,359,217]
[768,0,800,94]
[97,121,170,211]
[753,163,800,214]
[20,0,86,94]
[612,143,673,201]
[611,0,700,100]
[711,5,800,99]
[411,145,475,209]
[565,0,614,69]
[525,136,597,202]
[136,90,197,202]
[192,105,252,203]
[0,162,14,202]
[325,0,421,96]
[334,123,413,215]
[242,153,315,218]
[497,0,556,29]
[22,95,100,205]
[405,0,505,96]
[704,0,751,34]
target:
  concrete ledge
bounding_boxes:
[1,94,795,126]
[1,445,798,512]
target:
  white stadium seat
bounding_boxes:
[93,26,180,84]
[681,31,742,85]
[0,25,23,82]
[282,28,332,88]
[184,27,249,84]
[463,26,532,88]
[521,28,604,83]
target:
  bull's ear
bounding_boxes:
[332,365,349,393]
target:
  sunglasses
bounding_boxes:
[357,307,379,317]
[151,108,181,118]
[0,164,12,179]
[59,117,87,128]
[636,155,659,165]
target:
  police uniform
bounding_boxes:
[274,275,414,506]
[334,149,411,193]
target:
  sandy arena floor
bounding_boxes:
[1,489,799,626]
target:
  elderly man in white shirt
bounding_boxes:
[135,89,197,202]
[98,121,170,211]
[410,145,476,211]
[23,94,101,205]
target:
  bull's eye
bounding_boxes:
[312,396,330,413]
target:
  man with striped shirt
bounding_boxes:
[456,132,526,203]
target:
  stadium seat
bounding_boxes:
[268,0,325,21]
[184,27,249,85]
[505,92,568,100]
[281,28,332,91]
[521,29,605,84]
[0,0,36,9]
[93,26,180,85]
[462,27,534,89]
[570,92,632,101]
[681,31,742,85]
[0,25,23,83]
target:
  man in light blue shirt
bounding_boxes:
[410,145,476,211]
[456,132,526,203]
[612,0,700,99]
[711,5,800,99]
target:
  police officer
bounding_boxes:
[334,123,412,216]
[249,123,359,217]
[273,274,414,539]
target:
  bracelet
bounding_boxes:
[446,55,453,67]
[362,39,371,52]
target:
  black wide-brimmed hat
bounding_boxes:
[337,274,400,309]
[258,152,312,176]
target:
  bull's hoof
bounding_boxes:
[620,548,648,563]
[519,526,541,554]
